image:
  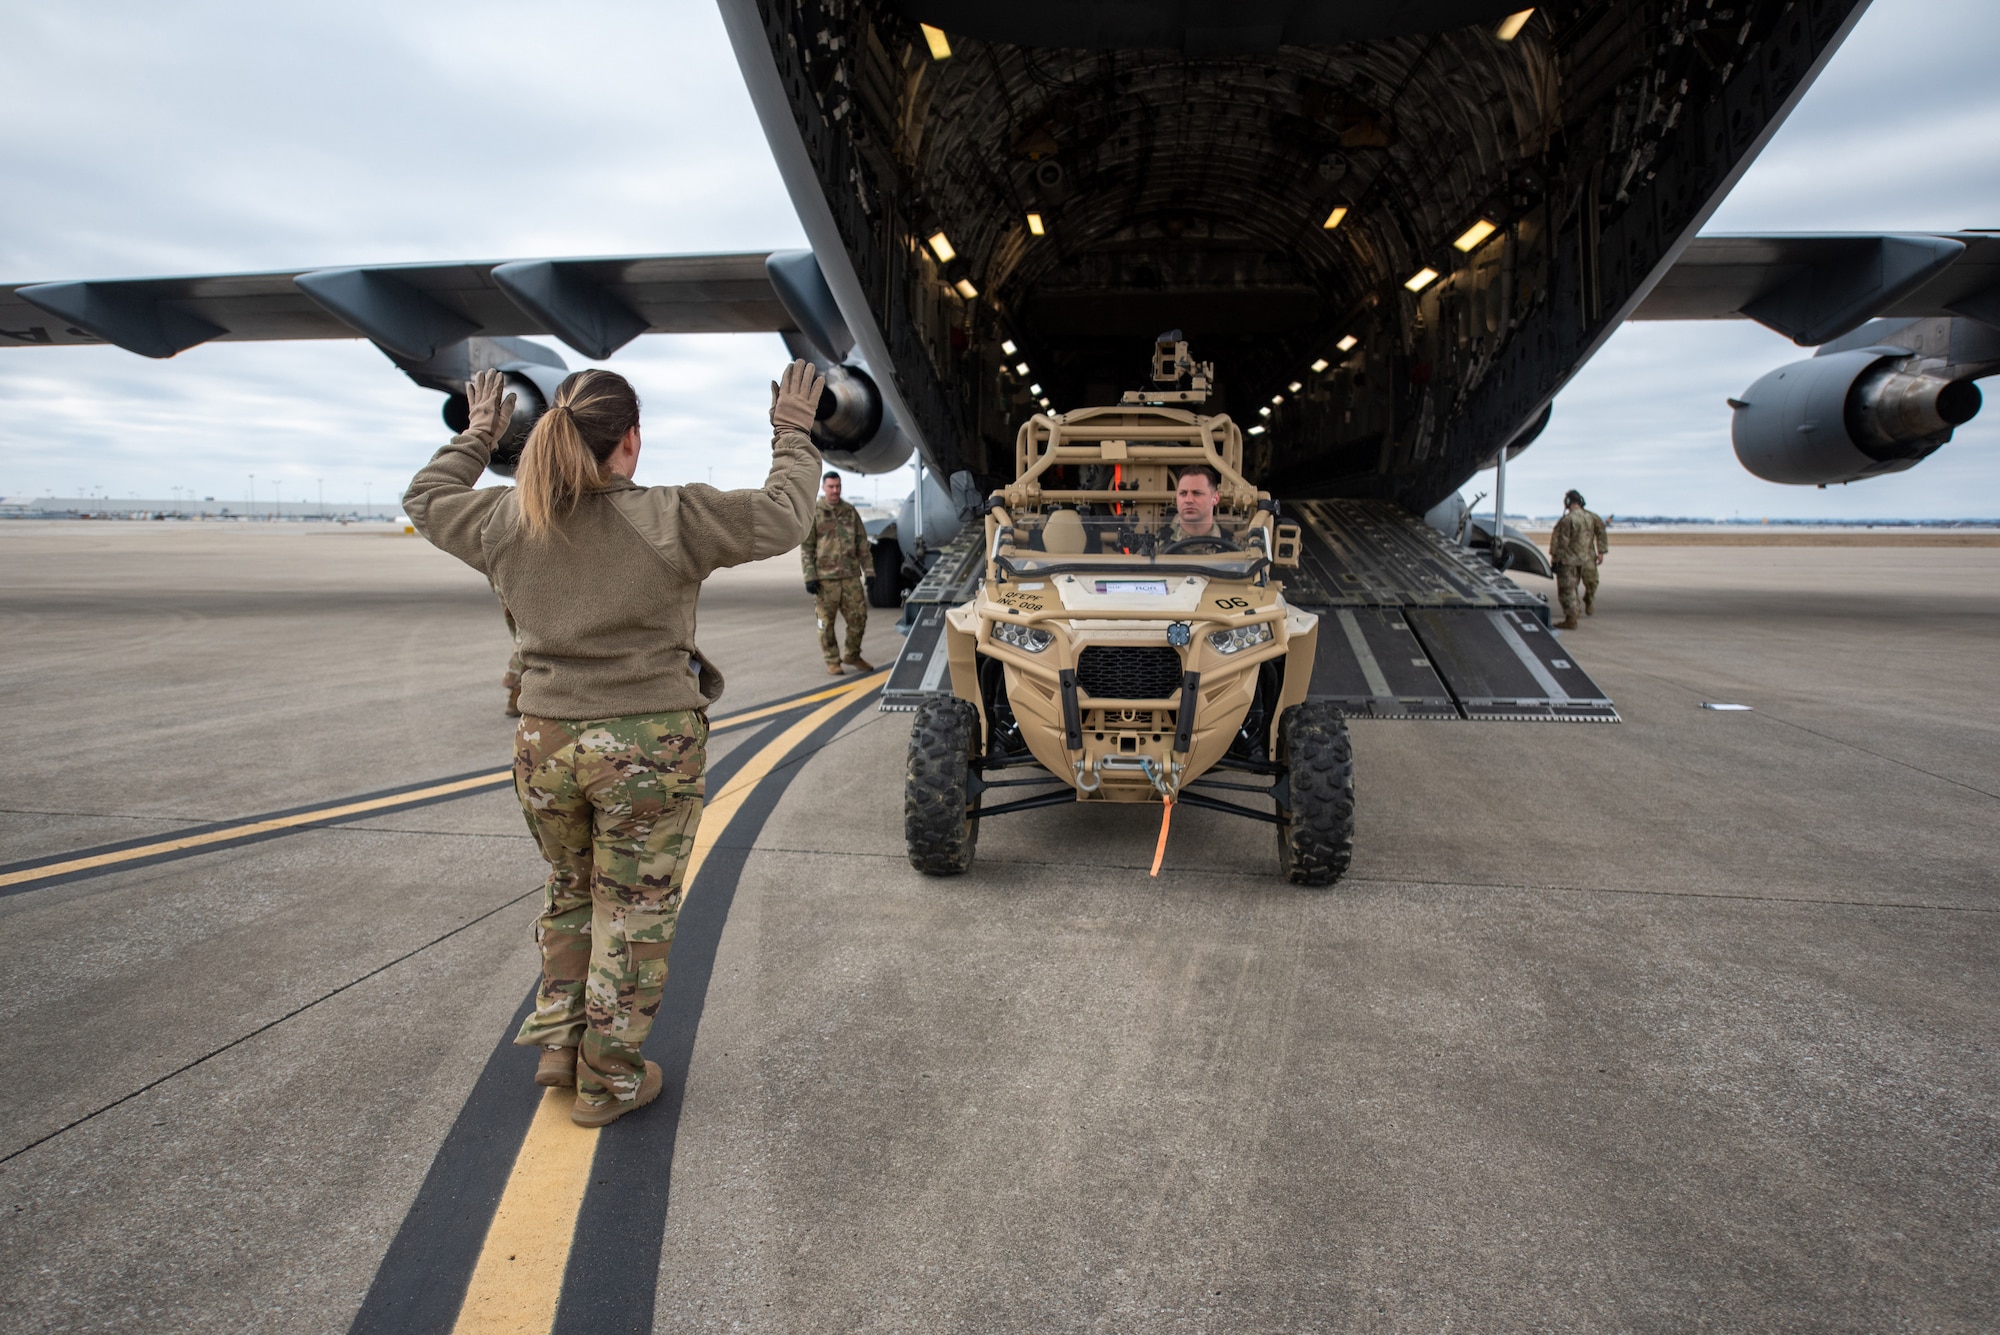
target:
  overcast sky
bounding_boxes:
[2,0,1995,517]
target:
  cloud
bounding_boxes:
[1485,0,2000,519]
[0,0,808,505]
[1,0,1994,516]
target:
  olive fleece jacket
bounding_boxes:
[404,428,821,719]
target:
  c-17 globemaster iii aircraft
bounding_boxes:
[4,1,1996,745]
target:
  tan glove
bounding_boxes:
[464,368,517,449]
[769,358,826,434]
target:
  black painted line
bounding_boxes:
[553,690,882,1334]
[0,679,873,897]
[344,711,802,1335]
[343,990,542,1335]
[0,767,511,879]
[0,780,517,898]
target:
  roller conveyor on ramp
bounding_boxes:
[1288,501,1618,723]
[879,528,985,712]
[880,501,1616,722]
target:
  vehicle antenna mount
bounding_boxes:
[1122,329,1213,405]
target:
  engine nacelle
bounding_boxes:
[440,367,561,477]
[1730,349,1980,485]
[796,360,913,474]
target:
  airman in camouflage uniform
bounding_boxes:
[513,710,707,1107]
[1160,462,1226,547]
[1549,489,1609,629]
[802,472,872,674]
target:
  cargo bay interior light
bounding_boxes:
[1454,219,1499,252]
[1258,406,1271,417]
[1014,362,1030,376]
[1271,394,1284,405]
[1495,9,1534,41]
[1405,267,1440,292]
[1337,335,1359,352]
[1038,397,1050,408]
[1287,381,1302,393]
[920,24,953,60]
[1029,383,1042,396]
[1247,424,1266,435]
[927,231,956,263]
[954,278,979,300]
[1310,358,1330,373]
[1026,212,1045,236]
[1322,205,1349,230]
[1001,339,1017,355]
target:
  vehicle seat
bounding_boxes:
[1042,509,1087,554]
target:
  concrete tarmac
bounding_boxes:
[0,523,1992,1332]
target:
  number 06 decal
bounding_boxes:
[1214,596,1249,609]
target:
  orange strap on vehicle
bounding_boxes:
[1149,799,1174,877]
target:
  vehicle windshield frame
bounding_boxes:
[993,551,1270,581]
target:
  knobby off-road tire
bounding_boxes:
[906,695,981,874]
[1275,700,1355,886]
[867,539,904,608]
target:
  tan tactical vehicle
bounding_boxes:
[904,339,1355,884]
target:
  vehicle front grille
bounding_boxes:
[1076,646,1183,699]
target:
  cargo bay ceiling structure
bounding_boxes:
[742,0,1873,507]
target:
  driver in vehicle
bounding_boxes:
[1161,464,1225,544]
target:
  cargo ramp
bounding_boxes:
[881,501,1616,722]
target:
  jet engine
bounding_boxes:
[440,365,564,477]
[810,361,911,473]
[1730,349,1980,485]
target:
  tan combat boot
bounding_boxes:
[843,656,874,672]
[571,1060,663,1127]
[1554,616,1580,630]
[535,1046,576,1088]
[826,662,845,676]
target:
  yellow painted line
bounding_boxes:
[0,673,888,892]
[0,772,507,890]
[709,669,887,733]
[448,673,878,1335]
[449,1088,600,1335]
[682,674,883,890]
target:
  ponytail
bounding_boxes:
[516,369,641,539]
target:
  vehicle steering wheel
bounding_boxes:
[1160,533,1243,555]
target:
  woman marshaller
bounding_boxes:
[405,360,824,1125]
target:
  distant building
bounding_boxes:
[0,497,402,521]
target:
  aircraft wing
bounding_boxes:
[0,252,792,362]
[1633,231,2000,345]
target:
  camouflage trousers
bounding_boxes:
[814,576,868,665]
[512,710,708,1106]
[1555,561,1601,620]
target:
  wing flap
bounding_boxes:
[1636,232,2000,341]
[1,252,794,356]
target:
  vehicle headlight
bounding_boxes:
[1207,621,1273,655]
[993,620,1054,653]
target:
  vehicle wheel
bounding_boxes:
[906,695,981,874]
[1275,700,1354,886]
[867,539,904,608]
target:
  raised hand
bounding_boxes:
[464,368,517,448]
[769,358,827,434]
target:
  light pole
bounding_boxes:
[249,473,255,521]
[364,482,372,518]
[317,478,324,522]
